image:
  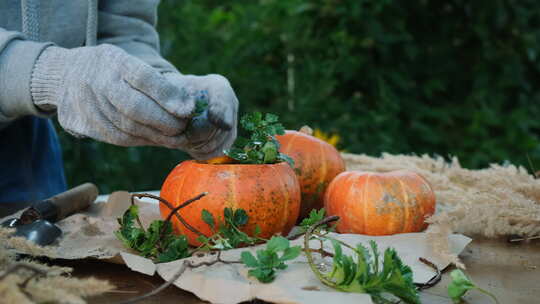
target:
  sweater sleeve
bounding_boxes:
[0,28,53,127]
[97,0,177,74]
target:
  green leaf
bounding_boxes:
[196,235,209,244]
[299,208,326,231]
[137,220,166,255]
[202,209,215,230]
[369,240,380,274]
[256,249,275,266]
[233,209,248,226]
[448,270,477,303]
[193,98,208,117]
[240,251,259,267]
[242,235,298,284]
[119,205,139,228]
[354,244,370,284]
[248,268,276,283]
[227,112,293,165]
[280,246,301,261]
[254,225,261,236]
[266,236,289,252]
[223,207,233,221]
[224,147,248,162]
[240,112,262,131]
[157,236,190,263]
[115,205,145,249]
[202,207,258,250]
[265,113,279,123]
[279,153,295,167]
[262,142,278,163]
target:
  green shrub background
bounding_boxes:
[57,0,540,193]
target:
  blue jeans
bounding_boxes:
[0,117,66,205]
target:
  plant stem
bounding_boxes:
[303,216,340,288]
[116,260,190,304]
[314,231,362,256]
[130,195,146,233]
[132,192,207,238]
[117,251,241,304]
[476,287,500,304]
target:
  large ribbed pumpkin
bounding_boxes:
[324,170,436,235]
[160,160,301,245]
[277,128,345,221]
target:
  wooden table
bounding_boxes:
[64,238,538,304]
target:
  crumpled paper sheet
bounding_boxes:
[2,190,471,304]
[128,233,471,304]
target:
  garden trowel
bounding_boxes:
[1,183,98,246]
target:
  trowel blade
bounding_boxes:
[12,219,62,246]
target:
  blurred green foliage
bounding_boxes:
[58,0,540,193]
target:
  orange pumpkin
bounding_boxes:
[160,160,301,246]
[277,128,345,221]
[324,170,436,235]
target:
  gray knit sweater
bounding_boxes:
[0,0,177,127]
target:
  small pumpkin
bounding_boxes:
[160,160,301,246]
[277,127,346,221]
[324,170,436,235]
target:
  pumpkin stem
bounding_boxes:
[299,125,313,135]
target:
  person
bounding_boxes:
[0,1,238,207]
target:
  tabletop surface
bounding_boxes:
[60,237,539,304]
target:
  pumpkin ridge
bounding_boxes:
[346,172,358,234]
[168,162,189,236]
[197,164,213,236]
[272,164,290,233]
[413,173,428,230]
[340,173,351,233]
[362,172,371,234]
[175,163,189,234]
[284,132,298,155]
[374,173,393,233]
[416,183,426,230]
[397,178,409,233]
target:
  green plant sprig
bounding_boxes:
[303,216,420,304]
[197,207,263,250]
[448,269,499,304]
[115,204,191,263]
[240,236,302,283]
[225,112,294,166]
[298,208,334,233]
[115,193,262,262]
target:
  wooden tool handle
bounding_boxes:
[48,183,99,221]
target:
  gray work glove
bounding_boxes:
[30,44,237,159]
[163,73,238,160]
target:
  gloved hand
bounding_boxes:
[30,44,236,158]
[163,73,238,159]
